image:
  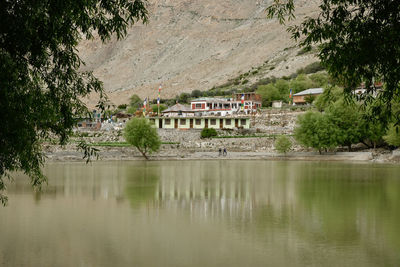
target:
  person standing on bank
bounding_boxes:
[223,148,227,156]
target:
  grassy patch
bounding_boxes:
[91,142,131,147]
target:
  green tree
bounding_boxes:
[124,118,161,160]
[257,84,281,107]
[151,104,167,113]
[359,119,386,149]
[267,0,400,123]
[383,125,400,147]
[0,0,148,204]
[129,94,143,109]
[178,93,191,104]
[191,90,203,98]
[289,74,314,94]
[294,111,338,154]
[274,135,292,154]
[326,100,362,151]
[314,86,343,112]
[309,73,330,88]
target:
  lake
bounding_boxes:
[0,160,399,266]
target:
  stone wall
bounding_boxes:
[71,110,304,152]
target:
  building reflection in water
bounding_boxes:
[3,161,400,266]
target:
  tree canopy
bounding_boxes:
[267,0,400,122]
[294,111,339,154]
[0,0,148,204]
[124,118,161,160]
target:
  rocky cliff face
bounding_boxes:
[78,0,320,106]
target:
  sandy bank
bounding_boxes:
[45,147,400,164]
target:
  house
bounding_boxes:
[149,116,251,129]
[353,82,383,97]
[76,110,102,130]
[113,112,132,123]
[190,97,239,116]
[190,93,262,116]
[162,103,195,117]
[233,92,262,110]
[292,88,324,105]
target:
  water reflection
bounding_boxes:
[1,161,400,267]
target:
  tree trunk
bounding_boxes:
[360,141,371,149]
[348,144,352,152]
[137,147,149,160]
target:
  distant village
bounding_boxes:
[77,83,380,132]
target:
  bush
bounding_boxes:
[275,135,292,154]
[117,104,127,110]
[297,46,312,56]
[201,128,218,138]
[303,62,324,74]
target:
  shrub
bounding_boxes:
[117,104,127,110]
[303,62,324,74]
[201,128,218,138]
[297,46,312,56]
[275,135,292,154]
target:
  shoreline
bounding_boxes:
[44,148,400,164]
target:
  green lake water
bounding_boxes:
[0,160,399,267]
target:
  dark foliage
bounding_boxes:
[0,0,148,204]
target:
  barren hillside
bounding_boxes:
[78,0,321,106]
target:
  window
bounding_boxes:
[240,119,246,125]
[195,119,201,125]
[180,119,186,125]
[210,119,216,125]
[225,119,231,125]
[165,119,171,125]
[195,103,202,108]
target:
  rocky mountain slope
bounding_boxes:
[78,0,321,106]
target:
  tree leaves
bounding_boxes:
[0,0,148,204]
[267,0,400,122]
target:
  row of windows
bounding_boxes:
[159,118,246,126]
